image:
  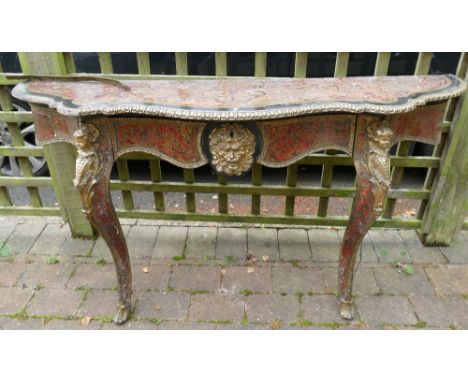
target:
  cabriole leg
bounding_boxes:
[73,123,132,324]
[338,116,393,320]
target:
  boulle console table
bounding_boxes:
[12,75,466,324]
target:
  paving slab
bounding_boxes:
[439,234,468,264]
[185,226,217,259]
[356,295,418,325]
[221,266,272,294]
[0,217,16,243]
[134,291,190,320]
[152,226,187,259]
[373,265,435,295]
[133,264,170,290]
[216,228,247,261]
[301,295,343,323]
[127,225,158,260]
[0,287,33,314]
[408,293,468,327]
[29,223,69,256]
[272,266,326,294]
[27,289,83,317]
[0,261,28,287]
[247,228,280,262]
[17,261,75,289]
[369,229,410,263]
[45,319,101,330]
[424,265,468,295]
[278,229,312,261]
[77,290,119,318]
[59,236,94,257]
[0,317,45,329]
[189,293,245,322]
[398,230,445,264]
[170,265,221,291]
[245,294,299,324]
[67,263,117,289]
[5,220,46,255]
[308,229,341,262]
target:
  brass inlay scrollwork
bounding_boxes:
[73,123,103,217]
[366,119,393,218]
[208,123,256,176]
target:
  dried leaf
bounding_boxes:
[261,207,269,212]
[81,316,92,326]
[229,203,234,209]
[220,268,226,275]
[142,267,150,273]
[247,267,255,273]
[174,203,180,208]
[245,251,257,265]
[155,304,161,311]
[212,195,218,200]
[262,255,269,263]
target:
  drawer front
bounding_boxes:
[257,114,356,167]
[100,117,208,168]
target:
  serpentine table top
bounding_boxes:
[11,74,467,325]
[12,74,466,119]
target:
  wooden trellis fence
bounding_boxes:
[0,52,467,245]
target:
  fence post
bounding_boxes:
[420,70,468,245]
[17,52,94,238]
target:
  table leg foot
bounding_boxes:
[114,303,132,324]
[339,298,355,320]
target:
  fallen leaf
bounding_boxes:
[220,268,226,275]
[212,195,219,200]
[229,203,234,209]
[247,267,255,273]
[174,203,180,208]
[245,251,257,265]
[142,267,150,273]
[261,208,269,212]
[262,255,269,263]
[81,316,92,326]
[155,304,161,311]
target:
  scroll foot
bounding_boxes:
[113,303,132,325]
[339,298,355,320]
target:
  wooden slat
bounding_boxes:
[334,52,349,77]
[149,158,165,211]
[0,87,42,208]
[284,53,309,216]
[217,174,228,213]
[183,169,196,212]
[116,159,134,210]
[0,177,53,187]
[421,66,468,244]
[63,53,76,73]
[98,52,113,74]
[374,52,391,76]
[215,52,227,76]
[0,64,16,205]
[251,162,262,215]
[284,164,298,216]
[115,209,422,229]
[383,52,433,218]
[136,53,151,75]
[418,52,468,219]
[0,206,61,216]
[175,53,188,75]
[108,180,430,199]
[0,111,34,123]
[317,52,350,217]
[254,53,267,77]
[294,53,308,78]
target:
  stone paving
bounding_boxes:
[1,215,468,330]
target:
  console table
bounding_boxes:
[12,74,466,324]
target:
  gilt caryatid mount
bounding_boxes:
[12,74,467,324]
